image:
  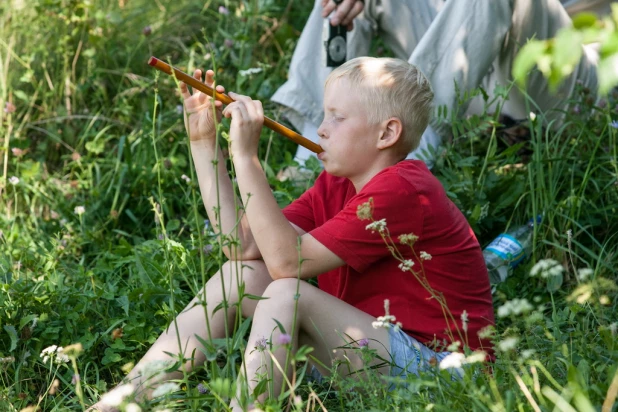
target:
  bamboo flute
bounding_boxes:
[148,57,323,154]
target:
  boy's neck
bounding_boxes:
[348,157,402,192]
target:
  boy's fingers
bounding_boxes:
[179,82,192,99]
[205,69,216,86]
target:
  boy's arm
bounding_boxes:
[182,70,260,260]
[225,93,346,279]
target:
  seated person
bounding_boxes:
[273,0,609,166]
[91,57,495,411]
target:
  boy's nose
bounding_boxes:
[317,121,327,139]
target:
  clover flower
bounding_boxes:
[4,102,16,113]
[255,337,268,352]
[9,176,19,185]
[74,206,86,215]
[152,382,180,398]
[357,338,369,348]
[218,6,230,15]
[197,383,208,394]
[365,218,386,234]
[277,334,292,345]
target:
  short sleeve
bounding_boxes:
[310,171,424,273]
[282,172,324,232]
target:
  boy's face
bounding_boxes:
[317,78,383,179]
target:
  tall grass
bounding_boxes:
[1,0,617,411]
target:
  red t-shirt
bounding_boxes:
[283,160,495,353]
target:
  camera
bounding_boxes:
[323,19,347,67]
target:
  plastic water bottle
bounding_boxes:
[483,217,541,286]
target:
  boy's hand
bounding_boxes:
[180,69,225,142]
[222,92,264,160]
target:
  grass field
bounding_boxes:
[1,1,617,411]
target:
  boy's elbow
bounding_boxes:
[222,244,261,261]
[268,260,301,280]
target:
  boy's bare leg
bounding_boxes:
[231,278,391,411]
[90,260,272,411]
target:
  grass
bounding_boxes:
[1,0,617,411]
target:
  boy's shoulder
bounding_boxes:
[364,160,438,192]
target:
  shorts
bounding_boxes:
[309,327,454,386]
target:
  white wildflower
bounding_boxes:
[9,176,19,185]
[238,67,263,76]
[100,384,135,407]
[529,112,536,121]
[446,341,461,352]
[372,315,396,329]
[439,352,465,370]
[520,349,536,360]
[40,345,69,364]
[365,218,387,234]
[420,251,432,261]
[477,325,495,340]
[399,233,419,246]
[74,206,86,215]
[181,174,191,183]
[609,323,617,336]
[577,268,594,282]
[465,351,487,364]
[529,259,562,278]
[151,382,181,398]
[398,259,415,272]
[497,337,519,352]
[496,298,534,318]
[461,310,469,333]
[125,403,142,412]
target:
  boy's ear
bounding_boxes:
[376,117,403,150]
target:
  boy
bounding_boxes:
[93,57,494,411]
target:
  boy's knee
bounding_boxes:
[261,278,303,302]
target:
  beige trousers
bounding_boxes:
[272,0,606,165]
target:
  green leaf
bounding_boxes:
[571,12,598,29]
[166,219,180,232]
[513,41,547,87]
[19,314,38,330]
[597,54,618,94]
[85,139,105,154]
[4,325,18,352]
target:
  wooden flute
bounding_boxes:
[148,57,323,154]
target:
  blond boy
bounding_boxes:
[92,57,494,411]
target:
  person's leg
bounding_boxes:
[231,278,391,410]
[464,0,598,125]
[408,0,514,137]
[91,260,273,410]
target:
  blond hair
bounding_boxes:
[325,57,433,154]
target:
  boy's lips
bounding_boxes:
[317,151,325,161]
